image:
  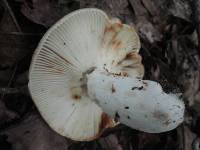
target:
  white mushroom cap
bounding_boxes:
[29,8,184,141]
[28,8,142,141]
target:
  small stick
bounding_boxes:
[2,0,22,32]
[0,32,43,36]
[192,0,200,51]
[0,86,29,96]
[0,65,18,100]
[0,87,20,94]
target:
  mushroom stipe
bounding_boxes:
[29,8,185,141]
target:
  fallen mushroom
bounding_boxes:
[28,8,185,141]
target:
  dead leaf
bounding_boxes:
[1,112,70,150]
[0,5,18,32]
[21,0,80,27]
[0,33,40,68]
[138,133,160,150]
[180,70,200,106]
[21,0,61,27]
[0,69,13,86]
[80,0,130,20]
[99,134,123,150]
[0,100,19,127]
[128,0,163,43]
[136,19,163,43]
[151,0,192,21]
[128,0,147,17]
[140,0,159,17]
[183,126,197,150]
[151,63,160,80]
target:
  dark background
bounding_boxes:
[0,0,200,150]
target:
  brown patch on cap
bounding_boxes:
[101,19,144,78]
[99,113,114,132]
[116,52,144,78]
[117,52,142,66]
[122,72,128,77]
[104,26,116,33]
[79,113,116,141]
[102,22,123,47]
[112,40,122,49]
[70,86,83,101]
[116,22,123,28]
[104,22,123,34]
[72,94,81,100]
[125,52,142,63]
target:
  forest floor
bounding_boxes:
[0,0,200,150]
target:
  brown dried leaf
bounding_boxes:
[0,100,19,126]
[1,112,70,150]
[140,0,159,17]
[128,0,147,17]
[128,0,163,43]
[0,33,40,68]
[0,11,17,32]
[21,0,80,27]
[99,134,123,150]
[136,19,163,43]
[180,70,200,106]
[80,0,130,20]
[151,0,192,21]
[150,63,160,80]
[21,0,61,27]
[183,126,197,150]
[0,69,13,86]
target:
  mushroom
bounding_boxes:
[28,8,185,141]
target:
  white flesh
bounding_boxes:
[87,70,185,133]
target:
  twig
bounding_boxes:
[0,87,20,94]
[182,46,200,70]
[2,0,22,32]
[128,0,147,17]
[0,32,43,36]
[0,86,29,95]
[141,43,151,57]
[6,65,17,87]
[177,125,185,150]
[0,64,18,100]
[192,0,200,52]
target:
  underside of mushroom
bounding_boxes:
[28,8,185,141]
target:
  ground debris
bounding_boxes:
[0,112,70,150]
[21,0,79,27]
[0,0,199,149]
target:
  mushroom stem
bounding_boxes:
[87,70,185,133]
